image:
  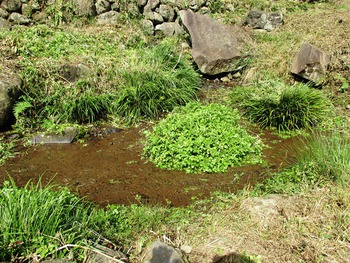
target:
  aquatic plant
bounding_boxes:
[143,102,262,173]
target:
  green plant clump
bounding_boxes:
[0,180,92,261]
[0,140,15,165]
[231,81,330,131]
[114,39,200,123]
[143,102,262,174]
[297,131,350,184]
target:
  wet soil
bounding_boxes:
[0,124,302,207]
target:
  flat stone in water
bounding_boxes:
[31,127,77,144]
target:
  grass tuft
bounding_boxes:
[296,131,350,184]
[0,179,92,261]
[230,81,330,131]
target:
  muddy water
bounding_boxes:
[0,126,300,207]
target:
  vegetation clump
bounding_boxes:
[0,26,199,130]
[0,180,92,261]
[230,81,330,131]
[297,131,350,184]
[143,102,262,173]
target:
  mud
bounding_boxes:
[0,125,301,207]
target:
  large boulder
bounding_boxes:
[180,10,252,75]
[0,71,22,131]
[291,42,330,85]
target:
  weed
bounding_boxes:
[0,140,16,165]
[143,102,262,173]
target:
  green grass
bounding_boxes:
[0,179,197,262]
[296,131,350,184]
[0,25,200,129]
[143,102,262,173]
[0,179,92,261]
[253,130,350,195]
[230,81,331,131]
[0,140,16,165]
[114,39,200,123]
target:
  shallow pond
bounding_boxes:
[1,125,301,207]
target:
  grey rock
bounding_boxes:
[21,4,33,18]
[189,0,207,11]
[142,19,154,34]
[180,245,192,254]
[0,71,22,131]
[144,7,163,25]
[146,0,160,10]
[291,42,330,85]
[199,6,210,14]
[96,11,120,25]
[0,8,9,19]
[95,0,111,15]
[111,2,120,11]
[138,0,148,7]
[72,0,96,17]
[31,10,48,23]
[61,63,93,82]
[244,10,283,31]
[31,127,78,144]
[1,0,22,12]
[180,10,252,75]
[8,12,31,25]
[28,0,41,12]
[158,4,175,22]
[142,241,184,263]
[124,2,139,18]
[155,21,184,36]
[0,17,11,29]
[86,244,127,263]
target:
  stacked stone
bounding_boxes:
[0,0,34,28]
[138,0,210,36]
[0,0,215,31]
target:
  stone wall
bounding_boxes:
[0,0,216,35]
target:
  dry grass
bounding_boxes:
[181,186,350,262]
[247,0,350,83]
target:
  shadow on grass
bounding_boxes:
[213,252,259,263]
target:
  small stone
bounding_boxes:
[180,245,192,254]
[31,127,78,144]
[96,11,120,25]
[0,17,11,29]
[142,241,184,263]
[95,0,111,15]
[0,8,9,19]
[8,13,31,25]
[346,105,350,110]
[142,19,154,35]
[220,76,230,82]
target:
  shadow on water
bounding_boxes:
[0,125,302,207]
